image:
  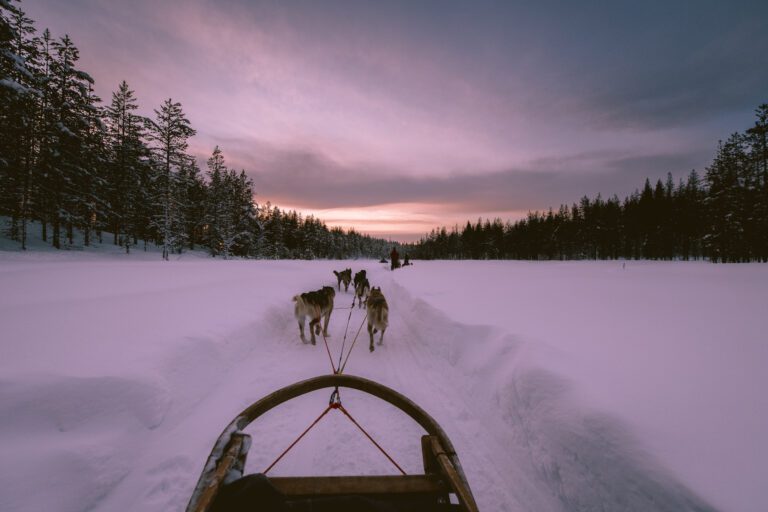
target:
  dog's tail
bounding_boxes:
[292,294,303,305]
[333,270,339,277]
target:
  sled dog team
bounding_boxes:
[293,268,388,352]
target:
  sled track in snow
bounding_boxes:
[212,267,719,512]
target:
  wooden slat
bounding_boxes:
[190,433,248,512]
[421,435,439,475]
[269,475,448,496]
[430,437,480,512]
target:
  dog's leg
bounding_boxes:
[310,317,320,345]
[298,318,307,344]
[317,310,332,338]
[378,327,385,346]
[368,323,375,352]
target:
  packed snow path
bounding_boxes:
[1,257,766,511]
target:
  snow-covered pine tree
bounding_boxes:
[204,145,226,256]
[260,203,287,259]
[79,79,107,247]
[232,169,257,256]
[745,105,768,261]
[204,146,257,258]
[218,168,253,258]
[104,80,149,253]
[45,34,96,248]
[0,2,40,249]
[147,98,195,260]
[705,135,748,262]
[300,214,319,259]
[179,153,205,250]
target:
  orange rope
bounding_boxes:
[338,404,407,475]
[320,330,338,374]
[263,405,332,474]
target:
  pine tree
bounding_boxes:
[179,154,205,250]
[745,105,768,261]
[147,98,195,260]
[104,80,148,252]
[79,80,106,247]
[705,135,747,262]
[230,169,256,256]
[39,33,97,248]
[204,145,226,256]
[0,2,40,248]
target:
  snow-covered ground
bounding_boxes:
[0,253,766,512]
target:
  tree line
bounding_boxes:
[413,104,768,263]
[0,1,393,259]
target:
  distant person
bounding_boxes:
[403,253,410,266]
[390,247,400,271]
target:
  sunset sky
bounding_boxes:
[24,0,768,241]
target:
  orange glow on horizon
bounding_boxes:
[272,202,530,243]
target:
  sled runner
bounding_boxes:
[186,374,479,512]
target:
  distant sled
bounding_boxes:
[186,374,479,512]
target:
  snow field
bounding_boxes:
[0,256,766,511]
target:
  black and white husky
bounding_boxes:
[293,286,335,345]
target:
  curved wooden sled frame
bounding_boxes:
[186,373,479,512]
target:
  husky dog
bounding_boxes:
[293,286,335,345]
[354,277,370,308]
[353,269,367,289]
[333,268,352,292]
[366,287,388,352]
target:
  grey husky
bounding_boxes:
[366,287,388,352]
[333,268,352,292]
[354,277,371,308]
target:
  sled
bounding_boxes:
[186,373,479,512]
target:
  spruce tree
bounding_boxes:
[104,80,148,252]
[147,98,195,260]
[204,145,226,256]
[0,2,40,248]
[745,105,768,261]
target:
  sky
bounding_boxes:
[22,0,768,241]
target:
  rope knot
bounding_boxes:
[329,387,341,408]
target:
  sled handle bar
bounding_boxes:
[186,373,476,511]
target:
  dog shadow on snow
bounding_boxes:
[503,367,718,512]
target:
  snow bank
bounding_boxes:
[392,261,768,512]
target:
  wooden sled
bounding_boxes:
[186,374,479,512]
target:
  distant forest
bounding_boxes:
[0,1,393,259]
[413,104,768,263]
